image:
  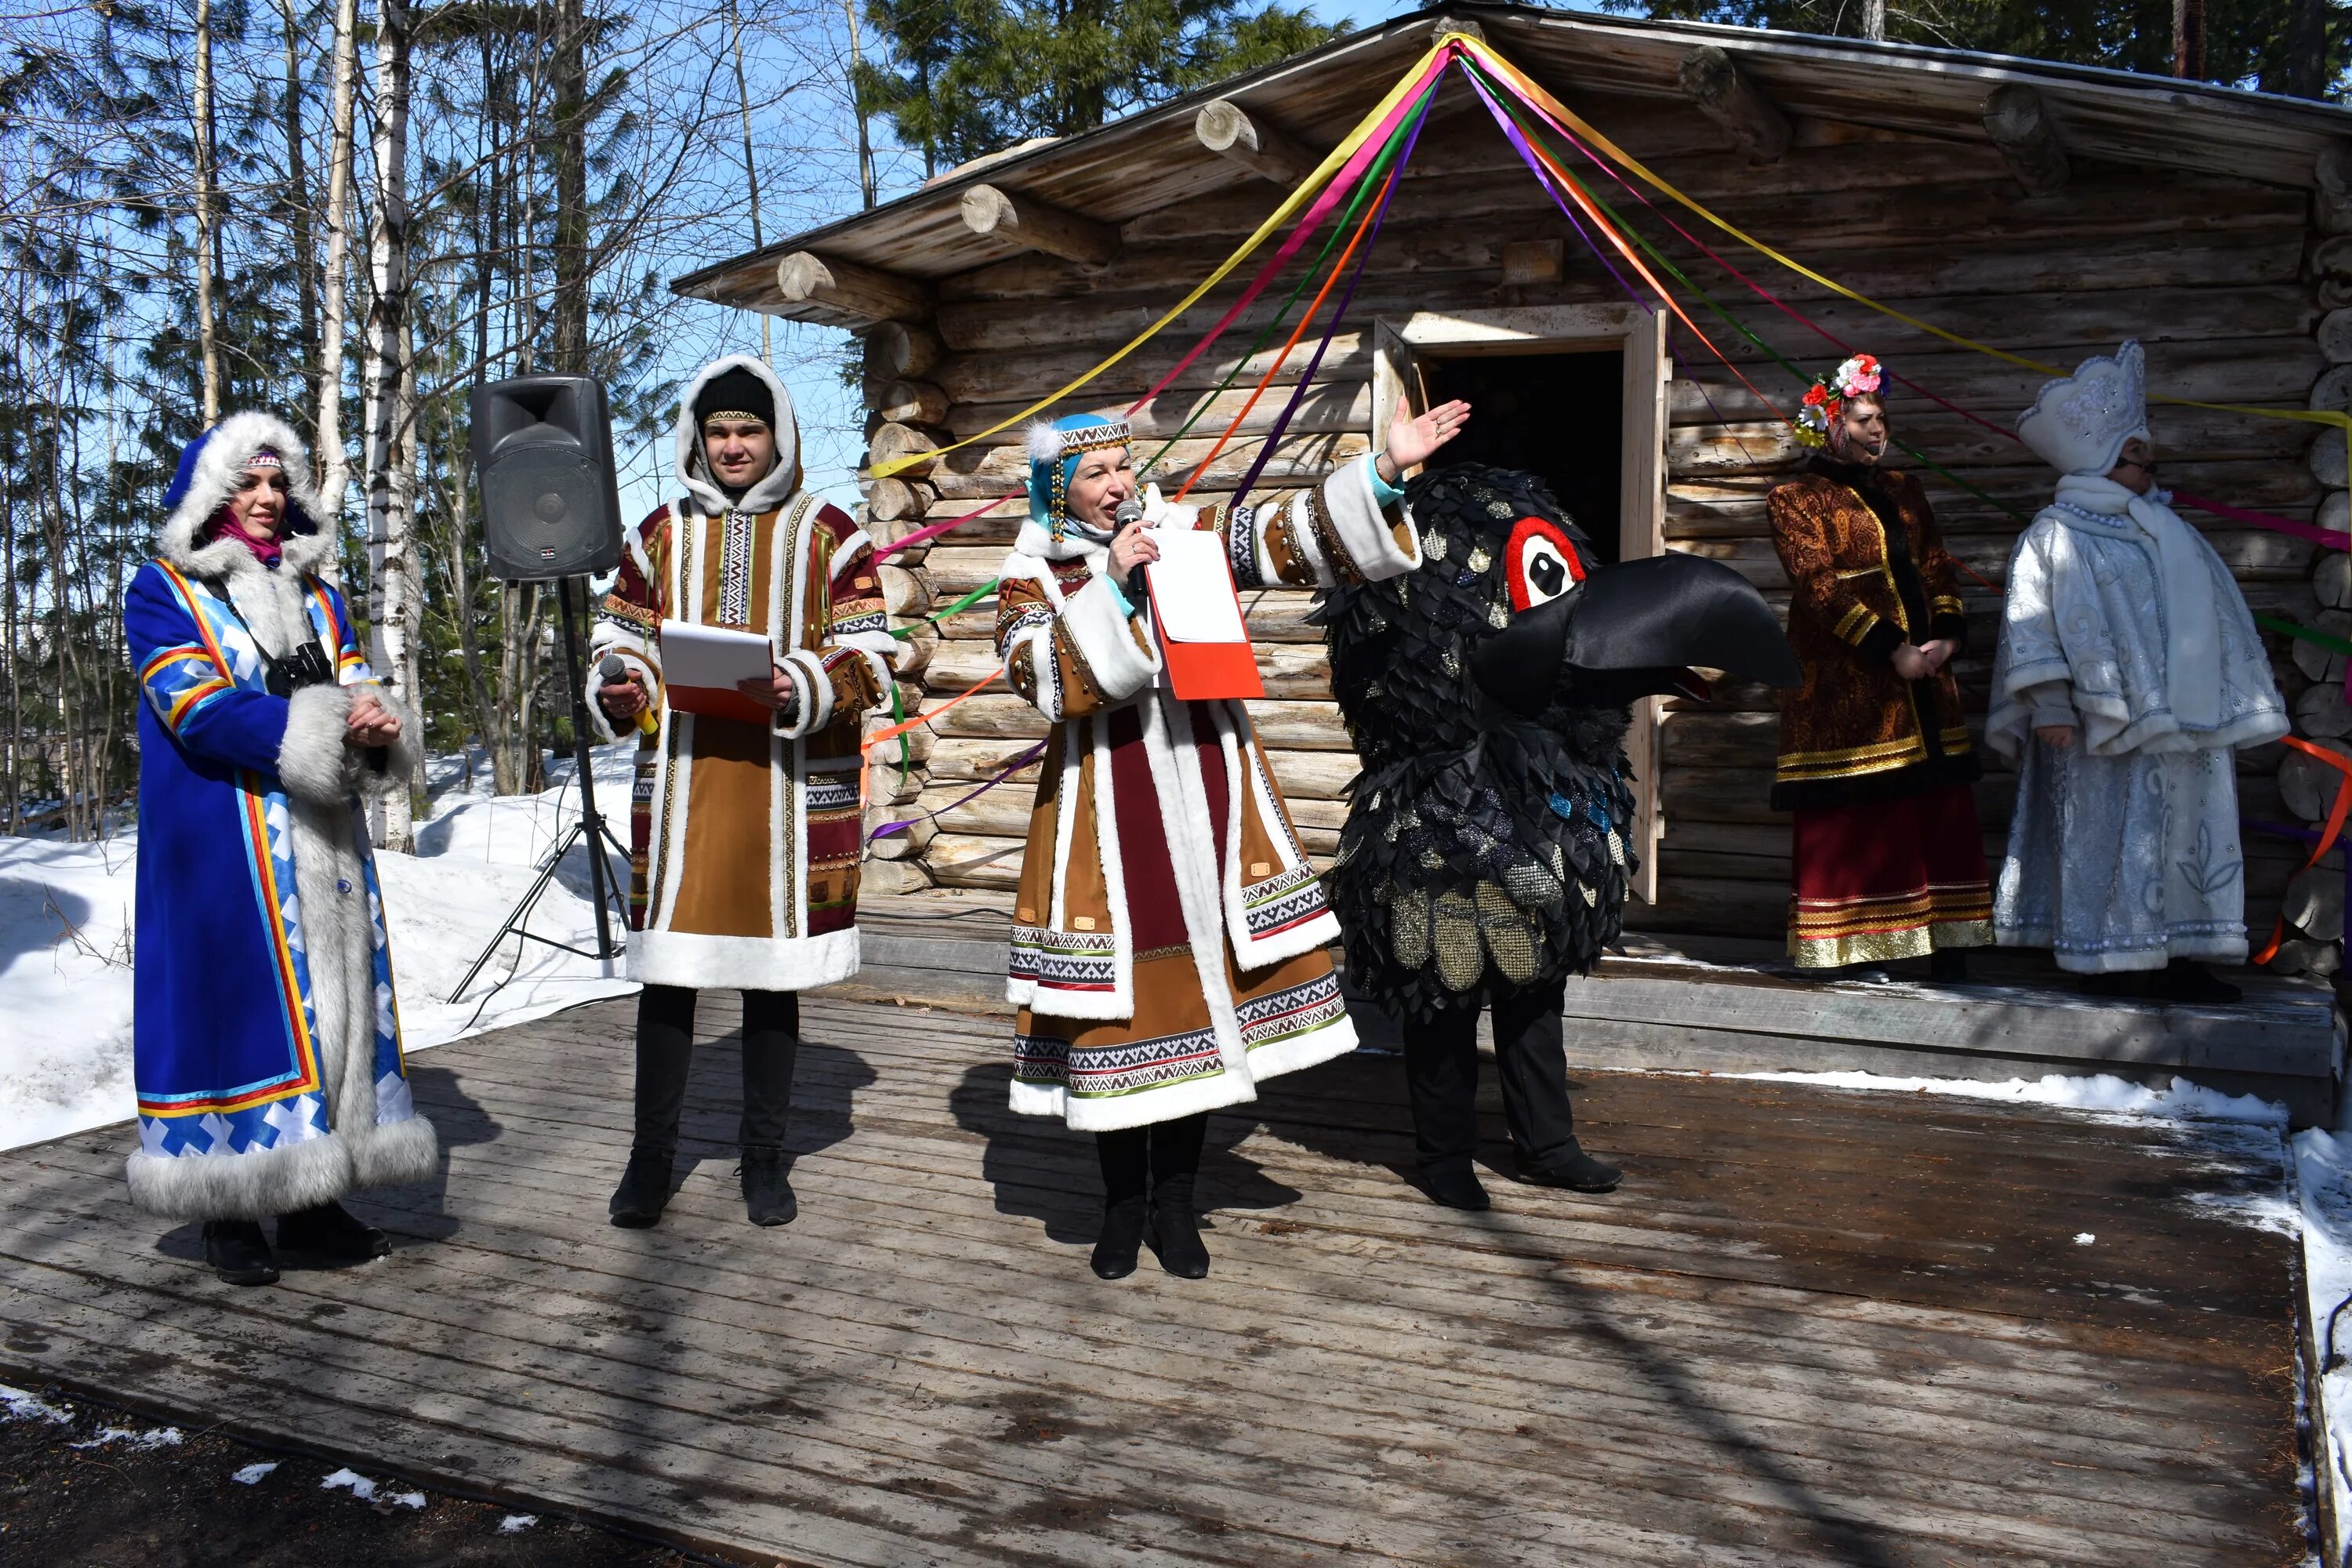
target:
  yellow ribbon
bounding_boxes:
[868,40,1456,480]
[1458,37,2351,448]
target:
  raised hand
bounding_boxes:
[1380,399,1472,481]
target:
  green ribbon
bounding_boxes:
[2259,613,2352,658]
[889,576,1000,638]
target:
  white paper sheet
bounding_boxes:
[658,619,775,688]
[1143,528,1247,644]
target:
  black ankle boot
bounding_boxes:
[275,1201,390,1261]
[1929,949,1969,985]
[1147,1175,1210,1279]
[202,1220,279,1287]
[609,1146,675,1229]
[1091,1196,1148,1279]
[1422,1165,1491,1211]
[2156,960,2241,1004]
[1514,1139,1624,1194]
[739,1146,797,1226]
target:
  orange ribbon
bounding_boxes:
[2254,734,2352,965]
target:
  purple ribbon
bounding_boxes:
[1460,62,1650,316]
[1233,85,1436,508]
[869,739,1049,842]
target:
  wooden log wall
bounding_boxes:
[856,89,2334,953]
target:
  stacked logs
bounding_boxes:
[2270,143,2352,978]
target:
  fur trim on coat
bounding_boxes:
[160,411,337,582]
[673,356,801,518]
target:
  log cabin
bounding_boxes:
[676,4,2352,1112]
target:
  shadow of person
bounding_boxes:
[674,1025,878,1192]
[0,875,93,972]
[949,1061,1308,1250]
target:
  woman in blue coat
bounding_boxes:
[124,412,436,1285]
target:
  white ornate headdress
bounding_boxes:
[2016,341,2151,477]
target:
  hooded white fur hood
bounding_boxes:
[160,412,338,581]
[673,354,801,517]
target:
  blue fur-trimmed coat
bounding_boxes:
[123,412,437,1221]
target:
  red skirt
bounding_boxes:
[1788,783,1992,967]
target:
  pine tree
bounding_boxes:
[855,0,1338,174]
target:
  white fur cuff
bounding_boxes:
[586,650,658,743]
[778,648,833,738]
[1060,573,1159,702]
[277,684,358,805]
[361,684,423,791]
[1327,454,1421,583]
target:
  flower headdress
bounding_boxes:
[1025,414,1134,539]
[1793,353,1883,450]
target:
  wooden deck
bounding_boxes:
[0,995,2310,1566]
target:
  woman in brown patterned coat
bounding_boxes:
[995,402,1468,1280]
[1769,356,1990,978]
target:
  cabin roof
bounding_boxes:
[674,2,2352,325]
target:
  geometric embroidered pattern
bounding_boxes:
[1237,968,1348,1052]
[1009,923,1116,993]
[137,1091,330,1159]
[1013,1023,1222,1099]
[719,510,755,627]
[1243,860,1326,939]
[804,775,861,815]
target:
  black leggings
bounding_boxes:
[631,985,798,1152]
[1094,1112,1207,1203]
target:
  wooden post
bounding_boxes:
[958,184,1120,266]
[1675,46,1791,164]
[776,251,931,323]
[866,422,939,478]
[1194,100,1319,186]
[1980,85,2071,197]
[868,379,949,426]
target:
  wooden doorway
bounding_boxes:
[1371,303,1670,903]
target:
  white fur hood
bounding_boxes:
[672,354,801,517]
[158,411,338,580]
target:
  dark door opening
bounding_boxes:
[1422,349,1624,563]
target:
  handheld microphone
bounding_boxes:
[1114,495,1149,601]
[599,653,658,735]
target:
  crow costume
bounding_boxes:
[1326,464,1798,1207]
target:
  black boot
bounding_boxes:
[1147,1174,1210,1279]
[609,1146,675,1228]
[1091,1196,1148,1279]
[1422,1164,1491,1211]
[1929,949,1969,985]
[1514,1138,1623,1194]
[275,1201,390,1261]
[739,1146,797,1226]
[202,1220,279,1287]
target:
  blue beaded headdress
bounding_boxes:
[1026,414,1133,539]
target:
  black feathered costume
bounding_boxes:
[1324,464,1798,1193]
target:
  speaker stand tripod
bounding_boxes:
[452,576,632,1007]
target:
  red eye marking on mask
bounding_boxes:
[1504,515,1587,614]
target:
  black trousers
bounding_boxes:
[631,985,798,1153]
[1094,1112,1207,1203]
[1400,976,1575,1177]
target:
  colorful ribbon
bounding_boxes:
[869,739,1049,842]
[2254,736,2352,965]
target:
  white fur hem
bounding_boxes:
[346,1113,439,1188]
[1243,1008,1359,1083]
[1061,574,1159,702]
[1011,1061,1262,1133]
[1326,453,1421,582]
[277,684,357,805]
[628,926,860,990]
[1236,909,1344,971]
[125,1132,354,1221]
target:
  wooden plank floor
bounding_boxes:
[0,996,2307,1566]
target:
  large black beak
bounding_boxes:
[1470,553,1802,716]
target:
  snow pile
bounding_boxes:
[0,1385,73,1425]
[1725,1068,2290,1126]
[0,742,642,1152]
[70,1425,183,1450]
[2297,1129,2352,1567]
[499,1514,539,1533]
[320,1467,380,1500]
[230,1461,279,1484]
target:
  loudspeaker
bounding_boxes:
[471,375,624,581]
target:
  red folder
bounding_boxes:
[666,685,777,727]
[1146,532,1265,702]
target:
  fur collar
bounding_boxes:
[673,355,801,518]
[160,412,337,581]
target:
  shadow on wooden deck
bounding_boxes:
[0,994,2310,1566]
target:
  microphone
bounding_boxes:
[599,653,658,735]
[1114,495,1149,602]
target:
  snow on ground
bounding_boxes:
[2298,1129,2352,1566]
[0,742,642,1152]
[1719,1067,2292,1126]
